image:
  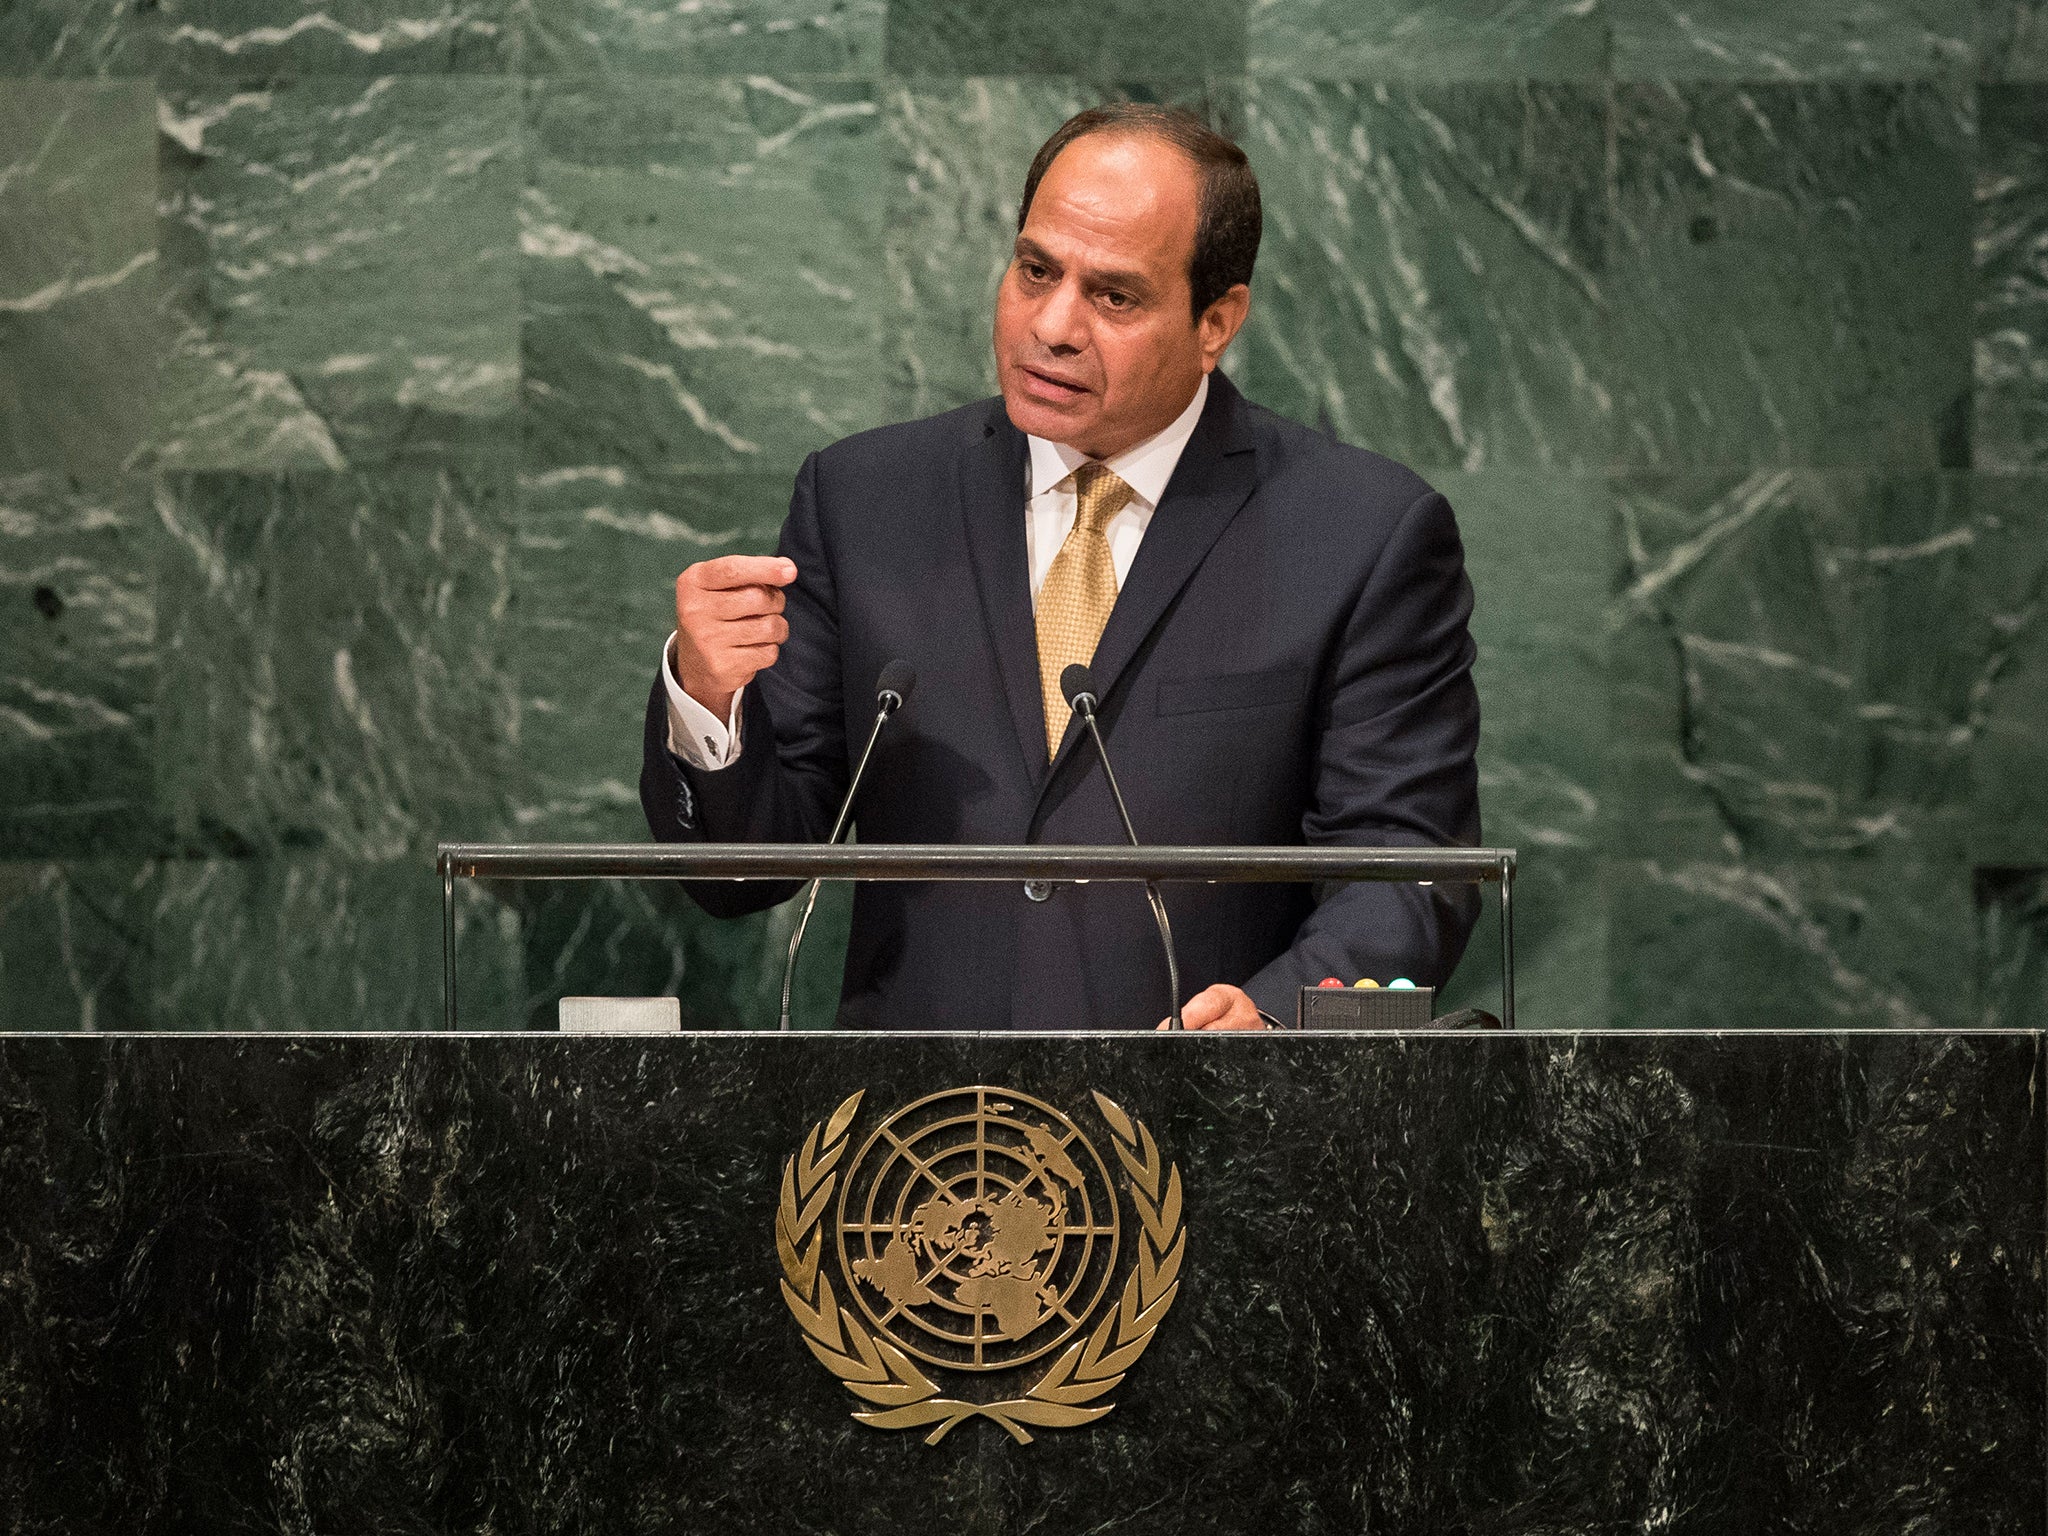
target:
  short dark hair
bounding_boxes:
[1017,103,1262,322]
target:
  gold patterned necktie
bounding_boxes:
[1036,460,1135,759]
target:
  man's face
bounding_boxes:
[993,132,1243,460]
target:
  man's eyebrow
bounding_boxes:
[1085,267,1154,298]
[1012,238,1155,298]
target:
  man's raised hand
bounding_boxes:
[672,555,797,719]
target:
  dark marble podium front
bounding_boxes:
[1,1031,2041,1533]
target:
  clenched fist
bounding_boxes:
[672,554,798,719]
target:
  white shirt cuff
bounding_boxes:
[661,632,744,770]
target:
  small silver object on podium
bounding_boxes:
[558,997,682,1033]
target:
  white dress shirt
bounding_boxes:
[663,374,1211,768]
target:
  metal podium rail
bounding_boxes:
[434,842,1519,1031]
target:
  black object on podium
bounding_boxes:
[1298,982,1436,1027]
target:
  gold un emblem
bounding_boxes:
[775,1086,1187,1444]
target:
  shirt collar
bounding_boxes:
[1025,373,1211,508]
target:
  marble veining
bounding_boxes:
[884,0,1247,77]
[1981,1,2048,79]
[1976,85,2048,470]
[1249,0,1610,81]
[156,1,511,76]
[1610,82,1971,470]
[0,1032,2037,1529]
[0,862,154,1031]
[521,76,889,483]
[509,468,788,844]
[516,0,885,74]
[153,466,517,862]
[1611,471,1979,862]
[0,473,154,857]
[0,81,156,486]
[154,76,519,472]
[1979,866,2048,1027]
[1612,0,1971,80]
[882,78,1100,424]
[0,9,2042,1034]
[1237,79,1612,472]
[1969,475,2048,863]
[1610,856,1975,1029]
[0,1,146,77]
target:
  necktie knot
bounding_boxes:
[1071,461,1135,536]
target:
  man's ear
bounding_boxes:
[1197,283,1252,371]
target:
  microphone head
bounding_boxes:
[875,659,917,710]
[1060,663,1097,711]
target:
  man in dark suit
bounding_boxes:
[641,104,1481,1031]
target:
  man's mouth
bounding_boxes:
[1017,364,1090,402]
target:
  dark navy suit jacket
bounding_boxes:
[640,372,1482,1030]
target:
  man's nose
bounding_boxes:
[1032,279,1088,355]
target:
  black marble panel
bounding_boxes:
[0,1032,2039,1531]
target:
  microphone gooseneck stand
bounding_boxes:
[778,661,916,1032]
[1061,664,1185,1031]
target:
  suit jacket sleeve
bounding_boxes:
[639,450,850,916]
[1238,485,1483,1018]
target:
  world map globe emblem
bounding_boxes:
[835,1086,1122,1371]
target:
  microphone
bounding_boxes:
[779,660,916,1031]
[1060,664,1185,1031]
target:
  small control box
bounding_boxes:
[1297,985,1435,1030]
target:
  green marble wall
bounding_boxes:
[0,2,2041,1031]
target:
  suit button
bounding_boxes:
[1023,880,1054,902]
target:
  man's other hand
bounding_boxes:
[673,555,798,718]
[1161,983,1268,1030]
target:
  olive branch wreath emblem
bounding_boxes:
[774,1089,1186,1445]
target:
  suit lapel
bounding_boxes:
[955,405,1049,784]
[1038,373,1261,794]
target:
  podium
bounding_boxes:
[0,1028,2039,1529]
